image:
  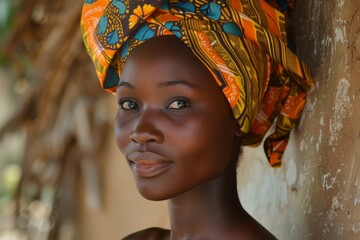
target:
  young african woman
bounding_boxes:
[81,0,314,239]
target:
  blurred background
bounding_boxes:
[0,0,359,240]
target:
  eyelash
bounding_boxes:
[118,97,191,111]
[167,97,191,110]
[119,98,138,110]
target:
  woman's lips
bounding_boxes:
[128,151,173,178]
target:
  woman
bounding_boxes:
[81,0,313,239]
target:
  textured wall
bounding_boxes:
[238,0,360,239]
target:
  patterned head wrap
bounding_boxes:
[81,0,314,167]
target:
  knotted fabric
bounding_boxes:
[81,0,314,167]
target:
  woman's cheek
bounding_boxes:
[114,116,130,152]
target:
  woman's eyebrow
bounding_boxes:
[157,80,199,88]
[118,81,134,89]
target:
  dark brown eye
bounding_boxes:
[167,98,190,109]
[119,99,138,110]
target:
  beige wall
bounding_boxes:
[239,0,360,239]
[78,0,360,239]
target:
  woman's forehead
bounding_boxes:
[121,36,215,85]
[125,36,196,63]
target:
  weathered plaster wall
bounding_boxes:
[238,0,360,239]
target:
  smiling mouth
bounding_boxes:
[128,151,173,178]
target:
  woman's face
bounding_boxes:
[115,36,240,201]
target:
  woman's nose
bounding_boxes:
[130,109,164,144]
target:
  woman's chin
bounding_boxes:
[137,188,171,201]
[134,179,173,201]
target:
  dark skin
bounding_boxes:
[115,36,277,240]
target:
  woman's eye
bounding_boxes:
[119,99,138,110]
[167,99,190,109]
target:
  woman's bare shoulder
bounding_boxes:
[122,227,170,240]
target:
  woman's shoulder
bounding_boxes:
[122,227,170,240]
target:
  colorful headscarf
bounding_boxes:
[81,0,314,167]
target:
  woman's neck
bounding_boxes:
[167,162,248,239]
